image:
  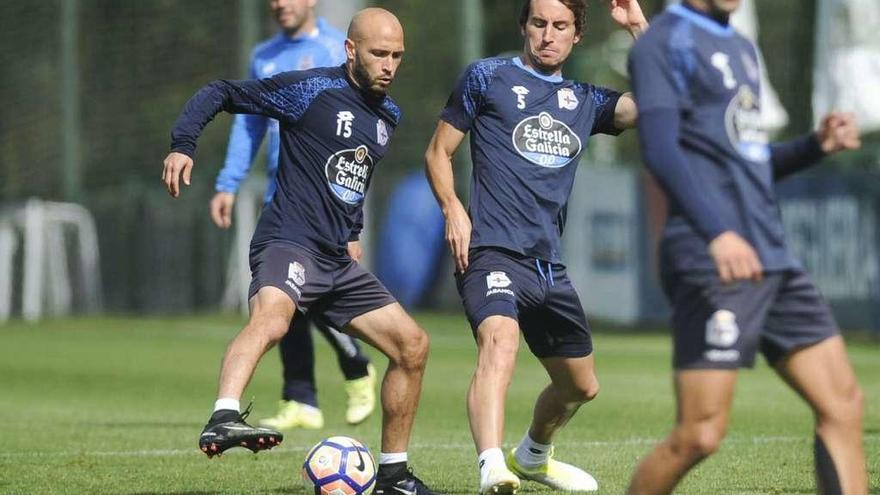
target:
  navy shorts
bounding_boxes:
[663,269,839,369]
[455,247,592,358]
[248,241,397,328]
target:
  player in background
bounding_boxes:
[625,1,866,494]
[163,9,440,495]
[211,0,376,431]
[424,1,646,493]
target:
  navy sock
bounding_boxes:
[815,434,843,495]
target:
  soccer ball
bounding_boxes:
[302,436,377,495]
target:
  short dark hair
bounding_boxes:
[519,0,586,36]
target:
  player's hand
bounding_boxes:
[816,112,861,154]
[708,231,763,284]
[347,240,363,263]
[162,152,194,198]
[606,0,648,38]
[444,201,472,273]
[209,192,236,229]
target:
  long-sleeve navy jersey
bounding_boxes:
[629,3,814,273]
[170,65,400,257]
[441,56,622,263]
[216,18,347,204]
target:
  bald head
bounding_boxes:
[344,8,405,96]
[347,8,403,41]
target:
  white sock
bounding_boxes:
[213,398,240,413]
[379,452,408,465]
[478,447,506,484]
[515,433,551,468]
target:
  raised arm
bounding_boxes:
[425,121,469,272]
[607,0,649,39]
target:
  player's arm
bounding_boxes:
[425,121,470,273]
[348,209,365,263]
[426,60,490,272]
[211,115,270,228]
[163,72,304,198]
[771,112,861,181]
[606,0,649,39]
[629,38,761,283]
[613,92,638,130]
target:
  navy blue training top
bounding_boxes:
[441,56,622,263]
[170,65,400,257]
[629,3,799,273]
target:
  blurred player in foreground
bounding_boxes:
[163,8,440,495]
[425,0,646,493]
[211,0,376,431]
[626,1,866,493]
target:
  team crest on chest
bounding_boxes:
[376,119,389,146]
[557,88,578,110]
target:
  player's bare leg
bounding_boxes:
[346,303,429,453]
[469,316,520,451]
[199,286,296,457]
[505,355,599,491]
[775,336,866,495]
[217,287,297,400]
[529,355,599,442]
[626,370,737,495]
[468,316,522,494]
[346,302,437,495]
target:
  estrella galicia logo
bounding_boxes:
[324,145,373,204]
[512,112,582,168]
[725,85,769,163]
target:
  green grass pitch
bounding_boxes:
[1,313,877,494]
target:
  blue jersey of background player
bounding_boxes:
[425,1,645,493]
[625,1,867,494]
[163,11,440,494]
[209,0,376,433]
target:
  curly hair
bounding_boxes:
[519,0,587,36]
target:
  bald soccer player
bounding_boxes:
[163,9,440,494]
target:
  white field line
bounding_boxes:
[0,434,876,460]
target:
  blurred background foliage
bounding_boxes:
[0,0,876,313]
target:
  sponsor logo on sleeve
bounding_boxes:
[325,145,373,204]
[512,112,582,168]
